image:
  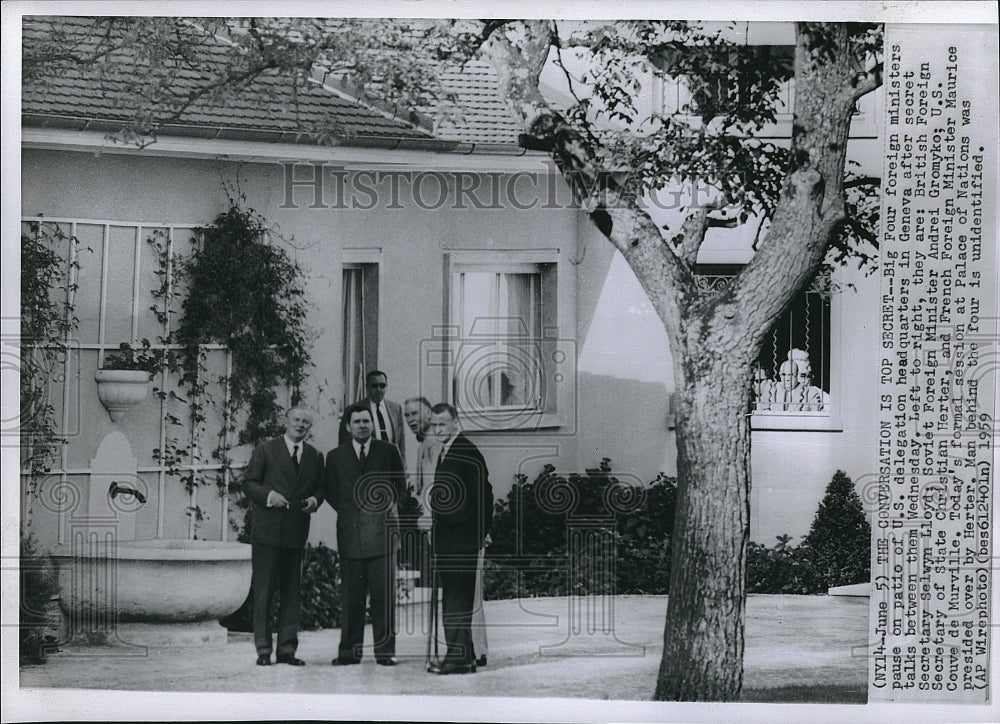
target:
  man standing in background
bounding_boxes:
[404,396,437,494]
[242,405,324,667]
[340,370,405,462]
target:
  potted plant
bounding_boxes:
[95,341,161,422]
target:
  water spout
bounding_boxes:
[109,481,146,504]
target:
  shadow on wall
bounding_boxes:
[576,372,675,482]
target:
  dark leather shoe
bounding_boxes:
[432,662,476,675]
[376,658,397,666]
[476,655,487,667]
[331,657,361,666]
[256,654,271,666]
[276,655,305,666]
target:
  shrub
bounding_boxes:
[486,464,870,599]
[746,536,815,594]
[802,469,870,587]
[298,543,343,630]
[20,533,59,664]
[485,460,678,599]
[220,542,342,631]
[747,470,871,593]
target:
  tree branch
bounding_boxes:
[843,175,881,189]
[601,201,690,340]
[852,61,883,99]
[676,207,709,267]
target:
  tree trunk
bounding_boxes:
[655,352,753,701]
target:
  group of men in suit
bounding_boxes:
[242,370,493,675]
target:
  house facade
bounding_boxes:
[19,17,885,555]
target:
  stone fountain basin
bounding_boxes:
[51,538,252,623]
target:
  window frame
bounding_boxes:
[678,264,844,432]
[342,248,382,408]
[443,249,564,432]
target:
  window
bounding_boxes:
[694,265,837,429]
[753,290,831,414]
[444,254,562,431]
[342,262,379,406]
[453,269,542,410]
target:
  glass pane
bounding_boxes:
[105,225,139,344]
[460,272,497,337]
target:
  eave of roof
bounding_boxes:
[21,112,531,155]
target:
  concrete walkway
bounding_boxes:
[20,594,869,702]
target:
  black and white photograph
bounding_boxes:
[3,1,997,722]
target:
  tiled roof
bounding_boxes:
[22,16,525,149]
[22,17,433,143]
[433,61,523,145]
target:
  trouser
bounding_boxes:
[437,551,478,665]
[471,547,488,658]
[339,553,396,660]
[251,544,303,657]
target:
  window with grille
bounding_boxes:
[694,265,833,420]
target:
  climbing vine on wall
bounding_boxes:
[20,221,83,662]
[20,221,82,495]
[149,199,312,531]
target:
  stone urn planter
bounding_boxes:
[95,369,151,422]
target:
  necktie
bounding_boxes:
[375,404,389,442]
[358,443,366,467]
[292,444,300,472]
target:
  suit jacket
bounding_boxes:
[338,398,406,462]
[326,438,405,559]
[242,437,325,549]
[430,434,494,556]
[414,436,442,497]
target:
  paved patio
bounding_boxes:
[20,594,868,702]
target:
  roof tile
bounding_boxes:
[22,16,525,148]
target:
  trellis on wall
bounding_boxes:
[20,215,297,545]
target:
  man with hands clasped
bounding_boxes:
[242,405,324,667]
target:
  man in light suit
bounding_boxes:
[327,403,405,666]
[339,370,405,462]
[404,396,438,495]
[242,405,324,667]
[425,403,493,675]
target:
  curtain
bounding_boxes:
[342,268,365,406]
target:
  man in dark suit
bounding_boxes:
[426,403,493,675]
[327,403,405,666]
[242,405,324,667]
[339,370,405,462]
